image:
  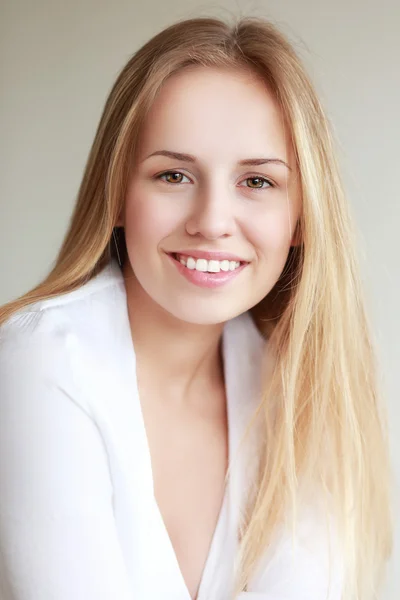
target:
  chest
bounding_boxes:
[140,392,229,600]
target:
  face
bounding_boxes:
[121,66,302,325]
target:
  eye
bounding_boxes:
[155,171,191,184]
[240,175,274,190]
[154,171,275,189]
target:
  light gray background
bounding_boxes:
[1,0,398,596]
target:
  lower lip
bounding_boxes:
[167,254,247,289]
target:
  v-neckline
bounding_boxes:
[133,325,234,600]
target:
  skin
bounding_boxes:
[119,66,302,599]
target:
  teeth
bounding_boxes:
[208,260,220,273]
[177,255,241,273]
[220,260,230,272]
[196,259,208,272]
[187,257,196,270]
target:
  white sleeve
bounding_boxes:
[0,326,133,600]
[240,501,344,600]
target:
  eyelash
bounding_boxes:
[154,170,275,190]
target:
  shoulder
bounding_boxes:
[0,260,124,350]
[0,261,125,405]
[249,493,344,599]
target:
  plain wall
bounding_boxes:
[1,0,399,596]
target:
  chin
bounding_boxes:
[162,297,250,326]
[128,269,256,325]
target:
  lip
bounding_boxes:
[169,249,248,262]
[166,252,248,289]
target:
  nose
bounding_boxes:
[185,184,237,240]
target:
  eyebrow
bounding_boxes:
[144,150,292,171]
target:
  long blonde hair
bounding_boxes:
[0,15,392,599]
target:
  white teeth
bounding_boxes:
[208,260,220,273]
[177,254,242,273]
[220,260,230,272]
[187,257,196,270]
[196,259,208,272]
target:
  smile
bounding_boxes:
[167,253,248,289]
[176,254,242,273]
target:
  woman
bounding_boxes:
[0,15,392,600]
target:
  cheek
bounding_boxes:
[124,186,181,254]
[245,205,295,257]
[244,207,296,300]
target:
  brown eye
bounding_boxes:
[244,176,273,189]
[157,171,190,184]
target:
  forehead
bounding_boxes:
[136,67,292,165]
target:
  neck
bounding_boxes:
[123,265,225,406]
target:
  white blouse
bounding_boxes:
[0,259,343,600]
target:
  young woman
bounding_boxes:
[0,15,392,600]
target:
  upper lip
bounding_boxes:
[169,250,249,262]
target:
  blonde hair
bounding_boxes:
[0,15,392,599]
